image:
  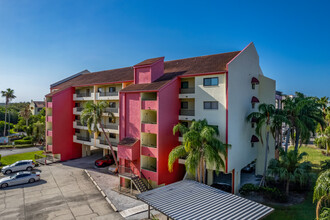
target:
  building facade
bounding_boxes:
[30,100,45,115]
[45,43,275,193]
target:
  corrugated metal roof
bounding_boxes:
[137,180,274,220]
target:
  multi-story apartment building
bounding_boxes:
[45,43,275,194]
[30,100,45,115]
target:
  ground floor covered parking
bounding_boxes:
[137,180,274,220]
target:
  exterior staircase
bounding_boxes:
[132,176,149,193]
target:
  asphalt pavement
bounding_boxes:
[0,146,43,157]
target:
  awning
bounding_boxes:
[137,180,273,220]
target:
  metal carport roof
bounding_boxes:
[137,180,274,220]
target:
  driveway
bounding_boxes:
[0,163,123,220]
[0,146,43,156]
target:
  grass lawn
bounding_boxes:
[265,145,328,220]
[0,151,44,168]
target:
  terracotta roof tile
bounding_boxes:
[134,57,164,66]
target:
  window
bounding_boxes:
[75,129,80,133]
[109,133,116,139]
[98,88,102,93]
[109,102,116,108]
[86,89,90,94]
[109,87,116,93]
[204,101,218,109]
[181,81,189,89]
[203,77,219,86]
[109,118,115,123]
[181,102,188,109]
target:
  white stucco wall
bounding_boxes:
[227,43,261,173]
[255,75,276,175]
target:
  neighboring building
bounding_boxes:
[45,43,275,194]
[30,100,45,115]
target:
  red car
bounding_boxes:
[95,155,115,167]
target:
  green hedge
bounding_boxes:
[22,136,33,141]
[0,144,34,148]
[14,139,32,145]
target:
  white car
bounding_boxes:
[1,160,35,175]
[0,171,40,188]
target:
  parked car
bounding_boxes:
[211,182,232,193]
[95,155,115,167]
[0,171,40,188]
[1,160,35,175]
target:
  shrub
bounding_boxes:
[22,136,33,141]
[239,184,259,195]
[260,186,288,202]
[315,137,329,149]
[321,160,330,171]
[14,139,32,145]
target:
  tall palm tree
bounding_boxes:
[168,119,228,183]
[314,169,330,220]
[1,88,16,136]
[80,101,118,172]
[247,103,288,186]
[268,148,312,196]
[19,105,31,128]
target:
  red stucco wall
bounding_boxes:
[52,87,82,161]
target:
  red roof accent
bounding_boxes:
[251,135,259,143]
[251,96,260,103]
[251,77,259,84]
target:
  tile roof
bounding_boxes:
[49,50,240,94]
[33,101,45,108]
[134,57,164,66]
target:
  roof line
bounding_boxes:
[51,69,90,88]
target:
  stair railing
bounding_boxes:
[140,171,153,190]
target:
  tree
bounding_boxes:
[1,88,16,136]
[268,148,312,196]
[247,103,288,186]
[314,170,330,220]
[19,105,31,128]
[80,101,118,172]
[33,121,45,144]
[168,119,228,183]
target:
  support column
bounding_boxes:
[86,145,91,156]
[82,145,87,157]
[207,169,213,185]
[233,169,241,194]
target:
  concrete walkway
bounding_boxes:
[0,163,122,219]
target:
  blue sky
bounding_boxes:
[0,0,329,102]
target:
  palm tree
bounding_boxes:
[247,103,288,186]
[1,88,16,136]
[33,121,45,144]
[268,148,312,196]
[168,119,228,183]
[19,105,31,128]
[80,101,118,172]
[314,169,330,220]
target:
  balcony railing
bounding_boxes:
[118,165,138,179]
[141,143,157,148]
[99,92,118,97]
[141,121,157,125]
[104,108,118,114]
[180,109,195,116]
[76,136,90,141]
[103,124,118,130]
[180,88,195,94]
[76,107,84,112]
[76,121,87,127]
[75,93,91,98]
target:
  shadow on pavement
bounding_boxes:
[0,179,47,190]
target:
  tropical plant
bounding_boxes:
[1,88,16,136]
[282,93,325,152]
[320,160,330,171]
[19,104,31,128]
[33,121,45,144]
[80,101,118,171]
[247,103,288,186]
[314,169,330,220]
[168,119,228,183]
[268,148,312,196]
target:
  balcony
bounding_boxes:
[99,124,119,134]
[141,168,157,182]
[46,102,52,108]
[73,92,94,101]
[141,100,157,110]
[179,109,195,121]
[47,130,53,137]
[46,116,52,122]
[73,135,92,145]
[179,87,195,99]
[117,138,140,161]
[141,146,158,158]
[96,92,119,100]
[73,107,84,115]
[103,108,119,117]
[46,144,53,152]
[73,121,88,130]
[141,123,158,133]
[94,138,118,151]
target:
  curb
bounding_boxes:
[84,169,118,212]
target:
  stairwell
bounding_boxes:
[132,176,149,193]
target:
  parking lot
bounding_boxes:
[0,162,123,220]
